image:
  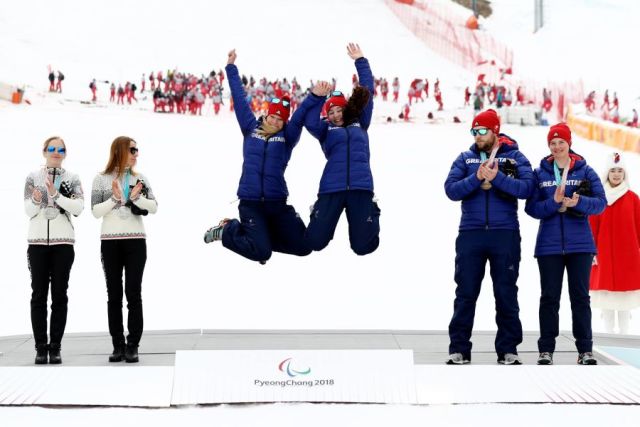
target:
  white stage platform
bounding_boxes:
[0,330,639,407]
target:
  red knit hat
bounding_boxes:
[471,109,500,134]
[547,122,572,146]
[324,92,347,113]
[267,96,291,122]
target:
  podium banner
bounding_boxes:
[171,349,417,404]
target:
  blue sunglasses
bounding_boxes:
[271,98,290,107]
[330,90,343,97]
[46,146,66,154]
[470,128,490,137]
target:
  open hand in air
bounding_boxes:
[347,43,364,60]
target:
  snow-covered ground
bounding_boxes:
[1,0,639,339]
[2,97,638,337]
[484,0,640,116]
[1,0,640,423]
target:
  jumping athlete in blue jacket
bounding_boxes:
[525,123,606,366]
[203,49,319,263]
[302,43,380,255]
[444,109,534,365]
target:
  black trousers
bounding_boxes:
[101,239,146,347]
[27,244,75,347]
[537,253,594,353]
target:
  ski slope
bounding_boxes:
[0,0,639,338]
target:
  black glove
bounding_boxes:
[494,158,518,201]
[125,179,149,216]
[574,179,591,196]
[57,181,74,214]
[498,158,518,178]
[566,179,592,217]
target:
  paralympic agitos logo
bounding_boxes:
[278,358,311,377]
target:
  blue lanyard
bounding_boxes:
[50,169,62,190]
[122,170,131,200]
[553,161,567,186]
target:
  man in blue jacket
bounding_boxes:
[444,109,534,365]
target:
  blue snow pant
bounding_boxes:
[537,253,594,353]
[222,199,312,262]
[448,229,523,360]
[305,190,380,255]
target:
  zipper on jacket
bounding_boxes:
[560,213,566,255]
[261,137,269,201]
[47,168,57,245]
[485,191,490,230]
[346,128,351,190]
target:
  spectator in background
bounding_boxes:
[48,71,55,92]
[589,152,640,334]
[89,79,97,102]
[55,71,64,93]
[629,109,639,128]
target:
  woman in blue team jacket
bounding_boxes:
[204,49,319,263]
[525,123,606,366]
[302,43,380,255]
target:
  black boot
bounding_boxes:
[35,344,48,365]
[48,343,62,364]
[109,345,126,362]
[125,344,139,363]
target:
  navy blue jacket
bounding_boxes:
[525,153,606,256]
[227,63,314,201]
[444,135,534,231]
[304,57,374,194]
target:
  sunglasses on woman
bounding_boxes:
[470,128,489,137]
[271,98,290,107]
[330,90,343,97]
[129,147,139,155]
[46,146,66,154]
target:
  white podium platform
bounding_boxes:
[0,367,173,407]
[1,330,639,407]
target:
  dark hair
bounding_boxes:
[342,86,371,125]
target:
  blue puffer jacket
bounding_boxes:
[304,57,374,194]
[444,135,534,231]
[227,63,315,201]
[525,152,606,256]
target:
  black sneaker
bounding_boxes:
[35,345,48,365]
[125,344,139,363]
[48,343,62,364]
[578,352,598,365]
[109,346,126,362]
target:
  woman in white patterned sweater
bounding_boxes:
[24,136,84,365]
[91,136,157,363]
